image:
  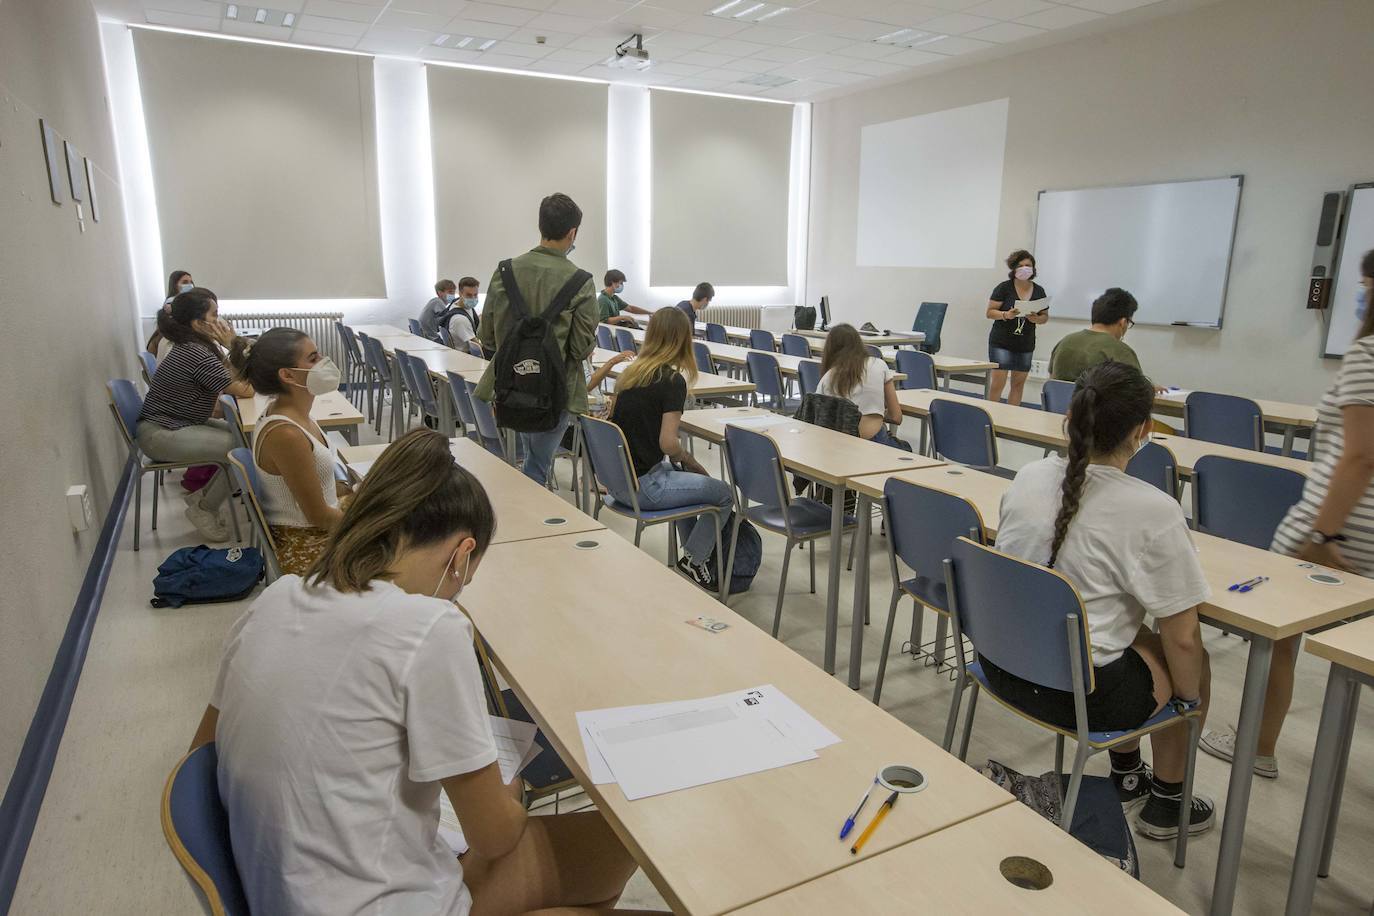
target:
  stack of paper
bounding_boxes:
[578,685,839,800]
[437,716,541,854]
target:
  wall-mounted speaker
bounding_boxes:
[1309,191,1344,309]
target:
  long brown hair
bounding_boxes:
[819,323,868,399]
[229,327,308,394]
[1356,249,1374,341]
[615,306,698,393]
[159,288,223,357]
[306,429,497,592]
[1048,361,1155,568]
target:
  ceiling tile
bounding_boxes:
[830,41,904,61]
[302,0,381,23]
[786,32,853,52]
[546,0,633,18]
[715,55,774,72]
[643,29,715,48]
[803,0,895,18]
[651,59,705,75]
[471,51,547,66]
[881,46,946,66]
[682,50,737,67]
[545,45,609,61]
[221,19,294,38]
[868,3,958,27]
[145,0,220,16]
[289,27,363,46]
[144,8,222,29]
[565,32,618,49]
[296,13,370,34]
[673,14,749,37]
[920,33,993,53]
[965,20,1042,41]
[460,2,539,24]
[916,11,1000,33]
[920,0,990,9]
[1071,0,1164,12]
[964,0,1053,18]
[728,24,808,45]
[473,0,555,8]
[389,0,471,12]
[441,16,518,36]
[507,26,577,45]
[522,11,600,32]
[703,37,770,56]
[1016,5,1102,28]
[638,0,720,11]
[526,57,594,72]
[614,4,690,29]
[750,43,814,62]
[803,68,868,84]
[357,28,434,52]
[487,40,553,56]
[422,45,488,61]
[375,7,453,29]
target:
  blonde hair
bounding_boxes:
[820,324,868,400]
[305,429,496,593]
[615,306,698,393]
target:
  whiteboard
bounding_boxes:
[1033,176,1243,327]
[1323,184,1374,358]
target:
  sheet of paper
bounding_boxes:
[490,716,540,784]
[438,794,466,855]
[347,459,375,479]
[721,414,794,430]
[1160,387,1192,400]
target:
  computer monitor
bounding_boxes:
[818,296,830,330]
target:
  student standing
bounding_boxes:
[419,280,458,342]
[986,249,1049,406]
[228,328,349,575]
[147,269,195,357]
[675,282,714,334]
[993,361,1214,839]
[189,429,650,915]
[817,324,906,448]
[474,193,599,485]
[610,307,734,591]
[598,270,649,327]
[137,288,253,541]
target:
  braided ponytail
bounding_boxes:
[1049,387,1096,568]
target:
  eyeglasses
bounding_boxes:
[1126,318,1136,329]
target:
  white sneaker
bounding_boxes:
[184,504,231,543]
[1200,726,1279,778]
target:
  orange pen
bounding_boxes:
[849,790,898,855]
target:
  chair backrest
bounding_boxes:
[1185,391,1263,451]
[467,340,483,358]
[946,537,1092,695]
[705,322,727,344]
[912,301,948,354]
[893,350,936,391]
[579,415,639,507]
[226,447,279,570]
[107,379,143,446]
[217,395,249,450]
[140,350,159,386]
[928,399,998,469]
[692,341,714,375]
[407,318,423,336]
[1125,440,1178,497]
[865,344,882,358]
[463,376,502,443]
[393,348,421,402]
[1040,379,1075,415]
[357,333,391,381]
[797,359,822,396]
[745,351,785,403]
[446,371,478,433]
[438,325,452,347]
[749,328,776,351]
[335,322,362,362]
[884,478,984,597]
[1193,455,1305,549]
[724,424,789,511]
[401,352,439,415]
[161,743,251,916]
[614,327,637,353]
[596,325,615,350]
[780,333,811,358]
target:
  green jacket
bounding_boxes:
[1048,329,1141,382]
[474,245,599,415]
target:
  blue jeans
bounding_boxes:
[870,425,912,451]
[635,463,735,564]
[518,411,572,486]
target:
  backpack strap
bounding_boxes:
[541,269,592,323]
[498,259,529,321]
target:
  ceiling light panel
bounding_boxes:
[707,2,791,25]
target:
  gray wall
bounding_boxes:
[807,0,1374,403]
[0,0,140,789]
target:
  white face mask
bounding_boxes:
[1014,266,1034,281]
[290,357,341,396]
[431,547,472,603]
[178,282,194,294]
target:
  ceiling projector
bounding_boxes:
[610,34,651,70]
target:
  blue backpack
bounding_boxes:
[151,545,265,608]
[708,518,762,595]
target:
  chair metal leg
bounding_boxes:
[1060,742,1091,835]
[872,586,902,705]
[1176,715,1200,868]
[942,666,966,752]
[713,516,727,603]
[1054,734,1065,780]
[1318,683,1361,877]
[667,520,678,566]
[846,523,856,571]
[772,537,794,638]
[633,522,644,548]
[151,472,160,530]
[134,471,143,551]
[909,601,925,657]
[808,539,815,593]
[957,680,979,761]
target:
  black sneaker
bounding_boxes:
[1135,790,1216,840]
[1112,764,1152,813]
[676,557,718,591]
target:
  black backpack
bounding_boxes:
[491,260,591,432]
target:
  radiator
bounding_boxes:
[706,305,762,328]
[220,311,346,366]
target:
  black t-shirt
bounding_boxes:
[675,300,697,333]
[987,279,1047,353]
[611,369,688,477]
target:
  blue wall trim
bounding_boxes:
[0,456,138,914]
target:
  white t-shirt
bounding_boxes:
[996,456,1211,665]
[212,575,497,916]
[448,313,477,347]
[817,356,893,417]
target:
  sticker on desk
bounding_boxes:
[687,616,730,633]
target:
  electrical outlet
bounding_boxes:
[1029,359,1048,379]
[66,484,93,533]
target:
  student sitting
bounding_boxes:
[419,279,458,342]
[227,328,349,575]
[991,360,1214,840]
[137,288,253,542]
[1049,288,1143,382]
[610,307,733,591]
[675,282,714,334]
[442,276,482,348]
[189,429,649,915]
[598,269,649,327]
[147,269,195,358]
[817,323,906,449]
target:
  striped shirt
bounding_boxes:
[1273,336,1374,574]
[139,342,232,430]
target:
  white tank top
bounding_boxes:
[252,414,338,528]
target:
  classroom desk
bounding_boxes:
[678,406,942,679]
[338,437,605,545]
[793,327,926,349]
[590,349,756,401]
[456,529,1013,916]
[363,333,485,431]
[731,799,1183,915]
[929,354,998,395]
[366,333,453,352]
[1153,391,1316,457]
[1286,616,1374,915]
[1148,433,1310,479]
[609,325,814,378]
[235,390,364,444]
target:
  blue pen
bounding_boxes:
[1238,576,1270,593]
[840,777,879,840]
[1228,576,1262,592]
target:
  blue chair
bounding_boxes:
[874,479,985,728]
[579,415,728,599]
[865,344,883,358]
[161,743,250,916]
[334,323,368,411]
[463,376,508,460]
[395,350,442,432]
[226,447,280,583]
[467,340,484,358]
[596,325,615,350]
[780,333,811,358]
[928,399,999,472]
[1192,455,1305,549]
[445,371,484,447]
[894,350,936,391]
[357,333,402,439]
[944,537,1201,866]
[1185,391,1262,451]
[912,301,947,354]
[1041,379,1074,415]
[749,328,777,351]
[407,317,423,336]
[216,395,249,452]
[614,327,638,353]
[705,322,728,344]
[724,425,852,637]
[438,325,452,347]
[107,380,241,551]
[693,341,715,376]
[797,359,822,397]
[139,350,159,387]
[746,351,787,412]
[1127,440,1179,498]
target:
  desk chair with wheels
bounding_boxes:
[1041,379,1074,415]
[1126,440,1179,498]
[579,415,728,600]
[797,359,822,397]
[928,398,1001,474]
[912,301,947,354]
[749,329,777,352]
[1185,391,1263,451]
[945,537,1201,867]
[226,448,281,583]
[161,742,250,916]
[596,325,615,350]
[107,380,241,551]
[780,333,811,358]
[1192,455,1305,548]
[745,351,787,412]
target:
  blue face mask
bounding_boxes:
[179,282,194,294]
[444,293,456,304]
[1358,287,1369,322]
[462,297,478,309]
[614,283,625,295]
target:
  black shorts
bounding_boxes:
[979,647,1157,733]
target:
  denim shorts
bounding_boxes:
[988,346,1033,373]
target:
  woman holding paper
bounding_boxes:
[986,249,1050,406]
[188,428,650,916]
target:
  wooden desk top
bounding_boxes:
[793,328,925,347]
[350,323,408,337]
[457,531,1012,916]
[1305,616,1374,679]
[895,389,1068,449]
[733,801,1182,915]
[1148,434,1309,478]
[608,324,813,376]
[679,406,942,485]
[931,354,998,374]
[338,438,604,545]
[848,466,1010,539]
[1153,391,1317,428]
[407,347,489,378]
[590,349,755,399]
[370,334,453,352]
[236,390,363,432]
